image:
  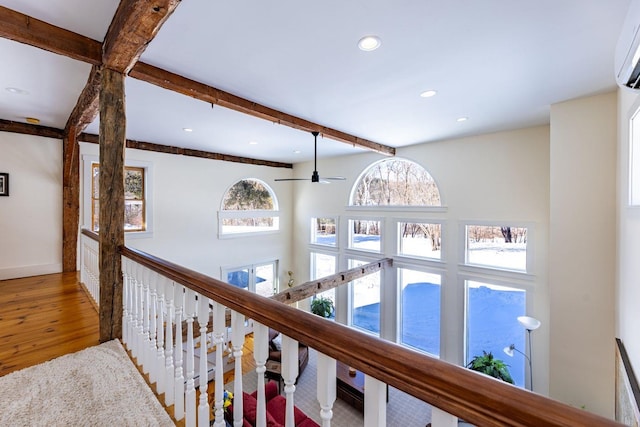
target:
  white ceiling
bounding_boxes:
[0,0,633,164]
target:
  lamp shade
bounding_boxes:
[517,315,541,331]
[503,345,515,357]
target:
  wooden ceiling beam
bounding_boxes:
[102,0,181,74]
[0,6,101,64]
[65,65,103,136]
[78,133,293,169]
[0,119,64,139]
[129,62,396,156]
[0,6,396,156]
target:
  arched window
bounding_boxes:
[219,179,279,235]
[350,158,441,206]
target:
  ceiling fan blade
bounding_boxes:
[274,178,310,181]
[323,176,346,180]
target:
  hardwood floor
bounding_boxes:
[0,272,100,376]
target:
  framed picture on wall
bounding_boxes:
[0,173,9,196]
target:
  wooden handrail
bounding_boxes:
[119,244,621,426]
[81,228,99,242]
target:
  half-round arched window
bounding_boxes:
[219,178,279,235]
[350,158,441,206]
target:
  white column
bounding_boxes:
[316,353,336,427]
[364,375,386,427]
[231,311,245,427]
[281,335,299,427]
[430,407,458,427]
[212,301,227,427]
[173,283,185,421]
[253,323,269,427]
[184,289,197,427]
[163,278,175,406]
[197,296,211,427]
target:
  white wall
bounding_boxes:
[549,91,617,417]
[79,142,295,286]
[617,88,640,382]
[291,125,551,393]
[0,132,62,279]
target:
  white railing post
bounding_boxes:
[184,289,197,427]
[155,275,166,394]
[364,375,387,427]
[197,295,211,427]
[141,266,151,374]
[430,407,459,427]
[281,335,299,427]
[164,278,175,406]
[231,311,245,427]
[173,283,185,421]
[121,257,129,346]
[148,271,158,384]
[316,353,336,427]
[212,301,227,427]
[253,323,269,427]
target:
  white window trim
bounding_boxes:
[394,218,446,262]
[82,154,154,239]
[345,216,385,255]
[310,216,340,248]
[218,178,280,238]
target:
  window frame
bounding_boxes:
[82,155,153,238]
[346,216,384,254]
[310,216,339,248]
[395,218,445,262]
[218,178,280,238]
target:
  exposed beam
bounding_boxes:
[0,119,64,139]
[130,62,396,156]
[62,131,80,272]
[79,132,293,169]
[0,6,396,156]
[271,258,394,305]
[65,65,103,136]
[102,0,181,74]
[0,6,101,64]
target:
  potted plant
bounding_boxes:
[310,296,334,318]
[466,351,514,384]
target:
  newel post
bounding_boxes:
[98,67,125,342]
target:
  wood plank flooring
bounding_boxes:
[0,272,100,376]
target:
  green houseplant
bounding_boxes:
[310,296,334,318]
[466,351,514,384]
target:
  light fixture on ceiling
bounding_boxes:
[293,150,301,154]
[358,35,381,51]
[275,131,346,183]
[457,117,468,122]
[182,127,193,132]
[420,90,437,98]
[249,141,258,145]
[25,117,40,125]
[5,87,29,95]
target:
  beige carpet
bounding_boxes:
[0,340,173,427]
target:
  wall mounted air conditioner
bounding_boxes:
[617,0,640,90]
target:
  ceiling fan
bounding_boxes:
[275,131,346,183]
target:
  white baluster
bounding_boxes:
[164,278,175,406]
[131,262,141,360]
[197,296,211,427]
[231,311,245,427]
[316,353,336,427]
[185,289,197,427]
[253,323,269,427]
[430,407,458,427]
[174,284,185,421]
[156,275,166,394]
[281,335,299,427]
[148,271,158,383]
[136,264,145,363]
[141,266,151,374]
[121,258,130,346]
[212,301,226,427]
[364,375,387,427]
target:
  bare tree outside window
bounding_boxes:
[221,179,278,233]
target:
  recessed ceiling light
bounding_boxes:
[182,127,193,132]
[25,117,40,125]
[457,117,468,122]
[5,87,29,95]
[249,141,258,145]
[293,150,301,154]
[358,35,381,51]
[420,90,437,98]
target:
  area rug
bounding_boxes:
[226,348,431,426]
[0,340,173,427]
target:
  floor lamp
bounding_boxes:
[503,315,541,391]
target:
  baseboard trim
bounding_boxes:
[0,263,63,281]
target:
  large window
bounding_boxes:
[349,258,381,336]
[465,225,528,272]
[311,217,337,246]
[397,221,442,260]
[219,179,279,235]
[465,280,526,387]
[90,163,146,232]
[348,219,382,252]
[224,261,277,298]
[399,269,441,356]
[311,252,337,310]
